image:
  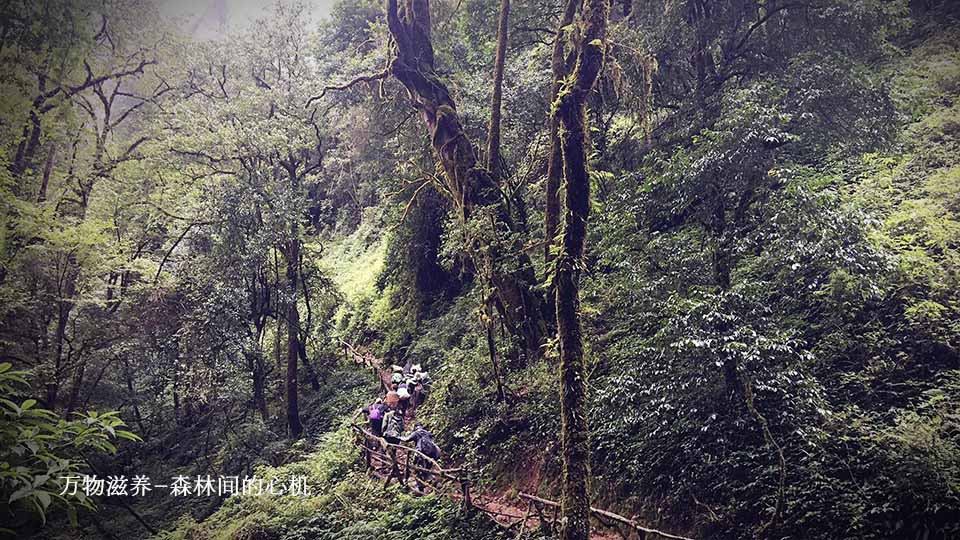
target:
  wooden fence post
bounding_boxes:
[460,473,472,512]
[355,429,367,468]
[386,446,399,485]
[517,499,532,540]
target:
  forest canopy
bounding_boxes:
[1,0,959,539]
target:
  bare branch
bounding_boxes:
[305,69,390,108]
[43,56,157,102]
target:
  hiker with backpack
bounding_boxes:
[381,401,405,445]
[377,400,406,483]
[384,387,400,411]
[411,368,430,408]
[400,422,440,459]
[400,422,441,489]
[397,381,412,416]
[361,398,385,437]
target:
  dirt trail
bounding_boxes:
[343,341,675,540]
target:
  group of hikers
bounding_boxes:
[360,363,441,484]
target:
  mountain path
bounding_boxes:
[341,339,685,540]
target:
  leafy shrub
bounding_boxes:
[0,363,140,533]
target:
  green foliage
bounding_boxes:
[0,363,139,528]
[574,6,960,538]
[156,421,504,540]
[2,0,960,539]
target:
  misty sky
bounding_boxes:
[156,0,337,38]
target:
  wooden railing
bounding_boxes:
[346,340,693,540]
[516,492,695,540]
[351,424,472,509]
[341,339,390,391]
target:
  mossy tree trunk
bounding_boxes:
[384,0,547,360]
[553,0,609,539]
[544,0,578,269]
[284,223,304,438]
[486,0,510,178]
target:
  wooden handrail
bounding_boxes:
[351,424,462,475]
[352,422,471,510]
[349,350,690,539]
[518,492,695,540]
[344,341,392,391]
[339,338,366,360]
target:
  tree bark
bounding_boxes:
[384,0,547,360]
[38,142,56,202]
[49,247,82,411]
[65,359,86,413]
[247,350,270,422]
[297,255,322,391]
[123,356,147,434]
[11,101,44,180]
[544,0,578,268]
[486,0,510,178]
[687,0,715,109]
[285,219,304,439]
[297,340,322,391]
[553,1,608,540]
[485,314,506,402]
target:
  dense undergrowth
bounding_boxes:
[93,10,960,540]
[155,424,506,540]
[337,12,960,540]
[4,1,959,540]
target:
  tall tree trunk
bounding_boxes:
[553,1,608,539]
[544,0,578,268]
[11,104,44,180]
[297,341,322,391]
[182,395,194,427]
[123,356,147,434]
[708,180,738,392]
[274,251,284,369]
[275,315,283,369]
[486,0,510,178]
[251,352,270,422]
[38,142,56,202]
[688,0,715,109]
[285,223,304,439]
[297,255,322,391]
[384,0,547,361]
[49,254,80,410]
[65,359,86,414]
[282,159,305,438]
